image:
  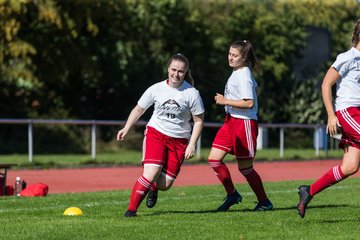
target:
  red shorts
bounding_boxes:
[336,107,360,150]
[212,114,258,160]
[142,126,189,179]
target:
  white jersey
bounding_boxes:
[224,67,258,120]
[138,80,205,138]
[332,47,360,111]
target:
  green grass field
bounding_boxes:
[1,178,360,240]
[0,148,343,169]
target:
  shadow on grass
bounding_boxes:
[320,217,360,223]
[303,204,356,223]
[148,208,280,216]
[149,209,218,216]
[147,203,350,216]
[306,203,349,210]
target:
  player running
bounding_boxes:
[117,53,205,217]
[297,19,360,218]
[208,40,273,212]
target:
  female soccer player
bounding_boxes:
[297,19,360,218]
[117,53,205,217]
[208,40,273,211]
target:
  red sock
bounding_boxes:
[240,167,267,202]
[310,165,345,196]
[127,176,151,211]
[208,159,235,195]
[150,182,157,191]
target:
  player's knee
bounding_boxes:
[142,174,157,183]
[143,164,162,182]
[157,181,173,191]
[156,174,174,191]
[342,164,359,176]
[238,165,254,176]
[237,158,254,171]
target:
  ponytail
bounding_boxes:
[186,69,195,86]
[230,40,260,73]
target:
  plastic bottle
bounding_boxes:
[14,177,22,197]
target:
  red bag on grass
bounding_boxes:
[6,185,14,195]
[20,183,49,197]
[0,175,4,196]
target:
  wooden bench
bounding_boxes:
[0,163,17,196]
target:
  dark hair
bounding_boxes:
[167,53,194,86]
[230,40,260,73]
[351,19,360,47]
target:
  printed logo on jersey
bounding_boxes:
[158,99,182,112]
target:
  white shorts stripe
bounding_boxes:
[340,109,360,134]
[244,119,254,158]
[144,163,162,167]
[245,120,250,150]
[212,143,232,151]
[142,135,146,162]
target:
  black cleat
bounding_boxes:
[297,185,313,218]
[124,210,137,217]
[254,199,273,211]
[217,190,242,212]
[146,189,158,208]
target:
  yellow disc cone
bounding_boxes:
[63,207,84,216]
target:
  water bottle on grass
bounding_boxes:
[14,177,22,197]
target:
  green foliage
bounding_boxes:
[1,0,360,153]
[288,76,325,124]
[33,125,88,154]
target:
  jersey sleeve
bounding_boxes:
[331,53,350,77]
[190,90,205,115]
[137,85,155,110]
[238,71,255,100]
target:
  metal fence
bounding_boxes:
[0,118,329,162]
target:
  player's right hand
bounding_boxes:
[326,115,341,137]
